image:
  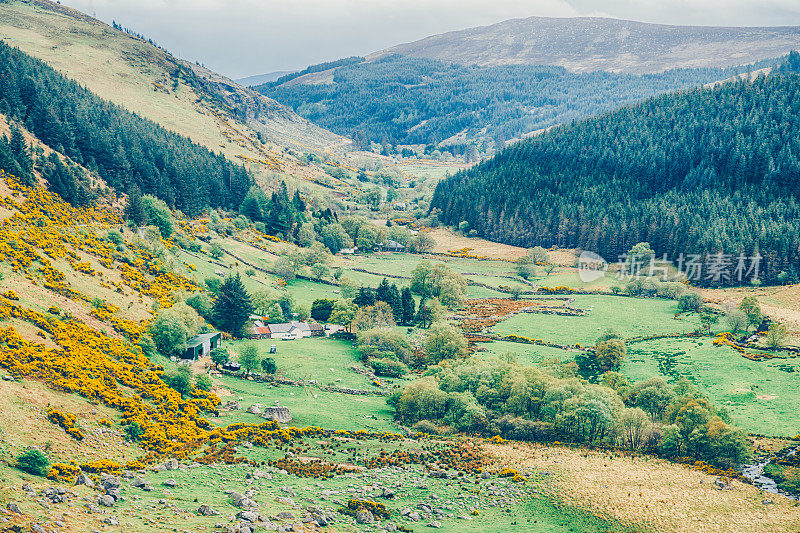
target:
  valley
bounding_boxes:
[1,1,800,532]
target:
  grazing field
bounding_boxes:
[492,294,707,345]
[228,337,380,389]
[474,341,574,366]
[623,338,800,436]
[211,374,397,432]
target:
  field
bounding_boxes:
[492,294,708,346]
[624,338,800,436]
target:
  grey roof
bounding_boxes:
[268,321,310,334]
[186,332,220,348]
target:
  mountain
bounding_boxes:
[236,70,293,87]
[373,16,800,74]
[257,55,754,150]
[430,69,800,286]
[0,0,347,176]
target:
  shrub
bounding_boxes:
[261,357,277,374]
[369,357,408,378]
[412,420,440,435]
[163,366,193,396]
[17,449,50,476]
[195,374,213,392]
[124,421,145,442]
[210,346,230,368]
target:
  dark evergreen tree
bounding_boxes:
[124,186,147,227]
[213,273,253,337]
[353,286,376,307]
[401,287,415,325]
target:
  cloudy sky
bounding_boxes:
[61,0,800,79]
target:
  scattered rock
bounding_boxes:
[6,503,21,514]
[355,509,375,524]
[97,495,115,507]
[237,510,259,523]
[427,521,442,528]
[163,478,177,488]
[103,516,119,526]
[381,488,396,499]
[163,458,179,471]
[197,504,220,516]
[276,510,296,521]
[130,476,146,488]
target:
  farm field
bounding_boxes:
[623,338,800,436]
[474,340,574,366]
[493,294,709,346]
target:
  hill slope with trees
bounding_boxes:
[431,68,800,285]
[258,54,751,148]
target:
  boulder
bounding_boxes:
[163,458,179,471]
[246,404,262,415]
[355,509,375,524]
[197,504,220,516]
[97,494,115,507]
[130,476,147,488]
[6,503,21,514]
[163,478,177,488]
[237,510,260,523]
[276,510,296,521]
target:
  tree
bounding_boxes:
[424,322,467,364]
[409,233,435,253]
[409,261,467,309]
[766,323,787,350]
[311,298,335,322]
[577,338,626,376]
[356,223,380,250]
[699,308,719,333]
[739,296,762,331]
[213,273,253,337]
[209,243,224,260]
[310,262,329,280]
[298,222,316,247]
[329,300,358,332]
[149,312,189,357]
[353,286,376,307]
[238,343,261,377]
[677,292,703,312]
[356,328,413,364]
[725,309,747,334]
[273,256,296,282]
[210,347,230,369]
[401,287,416,325]
[320,223,353,255]
[616,407,650,449]
[163,366,193,396]
[352,301,396,332]
[261,357,277,374]
[124,186,147,226]
[416,298,444,328]
[626,377,676,422]
[16,449,50,476]
[141,195,175,238]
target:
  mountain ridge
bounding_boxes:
[371,15,800,73]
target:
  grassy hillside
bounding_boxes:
[374,16,800,74]
[432,73,800,286]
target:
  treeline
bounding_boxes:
[432,72,800,285]
[258,54,750,147]
[260,56,365,89]
[390,359,751,469]
[0,40,252,214]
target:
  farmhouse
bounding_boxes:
[183,331,221,360]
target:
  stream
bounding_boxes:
[741,445,800,499]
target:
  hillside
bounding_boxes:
[431,71,800,286]
[374,16,800,73]
[0,0,352,201]
[259,54,744,148]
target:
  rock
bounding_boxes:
[103,516,119,526]
[381,488,396,499]
[400,508,411,516]
[1,374,13,381]
[407,511,421,522]
[224,400,242,410]
[21,483,33,493]
[238,510,260,523]
[105,487,122,501]
[276,497,295,506]
[276,511,296,521]
[84,503,101,514]
[427,521,442,528]
[197,504,219,516]
[246,404,262,415]
[763,499,774,505]
[30,525,46,533]
[280,486,297,497]
[97,495,115,507]
[163,478,177,488]
[130,476,147,488]
[100,475,121,491]
[355,509,375,524]
[6,503,21,514]
[163,458,179,471]
[384,523,397,532]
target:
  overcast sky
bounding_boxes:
[61,0,800,79]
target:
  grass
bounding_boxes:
[487,441,800,533]
[211,374,397,432]
[493,295,707,346]
[474,341,574,366]
[228,336,374,389]
[623,337,800,436]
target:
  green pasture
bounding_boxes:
[623,337,800,436]
[493,295,708,346]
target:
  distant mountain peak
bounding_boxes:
[371,16,800,73]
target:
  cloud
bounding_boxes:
[61,0,800,79]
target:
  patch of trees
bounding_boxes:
[239,183,306,241]
[390,359,751,468]
[259,54,739,147]
[432,74,800,285]
[0,41,252,214]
